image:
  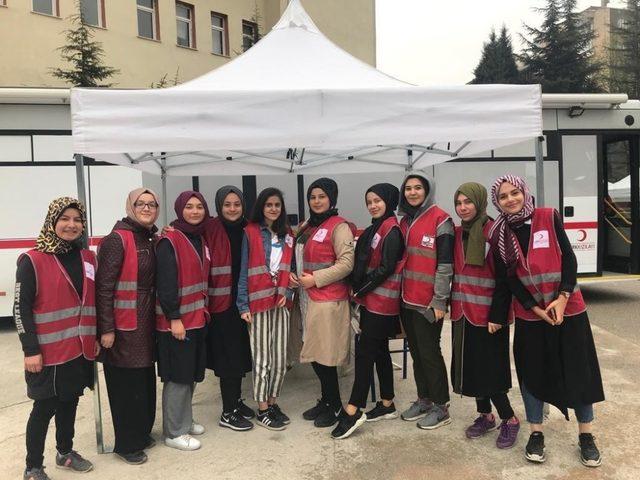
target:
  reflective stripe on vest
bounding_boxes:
[105,230,139,331]
[513,208,587,321]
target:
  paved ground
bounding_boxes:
[1,279,639,480]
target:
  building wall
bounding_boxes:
[0,0,375,88]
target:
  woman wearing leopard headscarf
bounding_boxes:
[14,197,100,480]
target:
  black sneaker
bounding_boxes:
[365,401,398,422]
[144,436,156,449]
[525,431,546,463]
[220,409,254,431]
[237,399,255,420]
[314,405,341,428]
[256,408,286,431]
[331,409,367,440]
[303,400,329,421]
[55,450,93,472]
[579,433,602,467]
[115,451,148,465]
[23,467,50,480]
[270,404,290,425]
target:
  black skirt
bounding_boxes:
[359,307,402,340]
[513,311,605,417]
[451,317,512,398]
[25,356,94,401]
[206,305,252,378]
[157,326,207,384]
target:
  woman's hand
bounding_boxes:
[241,312,252,324]
[433,308,446,321]
[532,306,556,325]
[100,332,115,349]
[170,319,186,340]
[545,295,568,326]
[161,225,175,236]
[299,273,316,290]
[276,296,287,308]
[95,341,101,356]
[488,322,503,334]
[24,354,43,373]
[289,272,300,288]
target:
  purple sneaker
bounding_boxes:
[465,414,496,439]
[496,418,520,449]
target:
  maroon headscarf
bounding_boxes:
[172,191,210,236]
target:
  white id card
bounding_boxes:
[84,262,95,281]
[371,233,381,249]
[205,246,211,261]
[421,234,435,249]
[532,230,550,249]
[313,228,328,242]
[285,234,294,248]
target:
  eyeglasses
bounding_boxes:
[134,201,159,210]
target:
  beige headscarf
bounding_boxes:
[125,188,160,228]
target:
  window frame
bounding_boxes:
[210,11,228,56]
[80,0,105,28]
[242,19,258,51]
[31,0,59,17]
[176,1,196,49]
[137,0,160,41]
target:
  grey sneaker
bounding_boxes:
[417,404,451,430]
[55,450,93,473]
[23,467,50,480]
[401,399,434,421]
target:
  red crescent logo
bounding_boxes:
[577,229,587,242]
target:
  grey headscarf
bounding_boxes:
[214,185,245,225]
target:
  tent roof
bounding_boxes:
[70,0,542,176]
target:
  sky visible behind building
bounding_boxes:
[375,0,625,86]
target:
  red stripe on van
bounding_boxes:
[564,222,598,229]
[0,237,103,249]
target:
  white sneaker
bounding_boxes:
[189,422,205,435]
[164,434,201,451]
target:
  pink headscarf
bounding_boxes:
[126,188,160,228]
[488,174,535,272]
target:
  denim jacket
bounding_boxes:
[236,223,295,314]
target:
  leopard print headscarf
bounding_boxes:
[36,197,87,254]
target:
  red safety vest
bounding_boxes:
[302,215,354,302]
[513,208,587,321]
[21,249,97,367]
[400,205,451,308]
[155,230,210,332]
[205,217,233,314]
[450,221,514,326]
[99,230,139,331]
[354,216,406,316]
[245,222,294,314]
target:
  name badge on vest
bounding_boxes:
[371,233,381,249]
[84,262,95,281]
[421,234,435,249]
[313,228,328,243]
[205,246,211,261]
[285,234,294,248]
[532,230,549,249]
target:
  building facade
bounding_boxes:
[0,0,376,87]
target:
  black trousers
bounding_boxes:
[220,377,243,414]
[476,393,515,420]
[26,396,78,469]
[311,362,341,408]
[348,333,394,409]
[401,308,450,405]
[104,364,156,454]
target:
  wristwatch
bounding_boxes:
[560,291,571,299]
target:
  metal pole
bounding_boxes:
[406,147,413,171]
[161,158,168,227]
[535,136,545,207]
[74,154,107,454]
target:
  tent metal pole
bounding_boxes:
[406,147,413,171]
[535,136,545,207]
[161,158,168,227]
[74,154,107,454]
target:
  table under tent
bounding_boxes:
[70,0,542,450]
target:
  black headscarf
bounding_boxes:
[398,174,434,220]
[215,185,246,226]
[306,177,339,227]
[352,183,400,287]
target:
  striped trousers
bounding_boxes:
[250,307,290,402]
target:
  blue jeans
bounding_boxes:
[520,382,594,424]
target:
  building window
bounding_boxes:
[176,2,195,48]
[242,20,258,51]
[137,0,158,40]
[211,12,228,56]
[80,0,104,27]
[32,0,58,16]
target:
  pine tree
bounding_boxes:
[520,0,601,92]
[609,1,640,99]
[471,26,519,84]
[50,0,119,87]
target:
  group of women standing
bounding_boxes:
[14,173,605,480]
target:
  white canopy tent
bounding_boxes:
[70,0,543,452]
